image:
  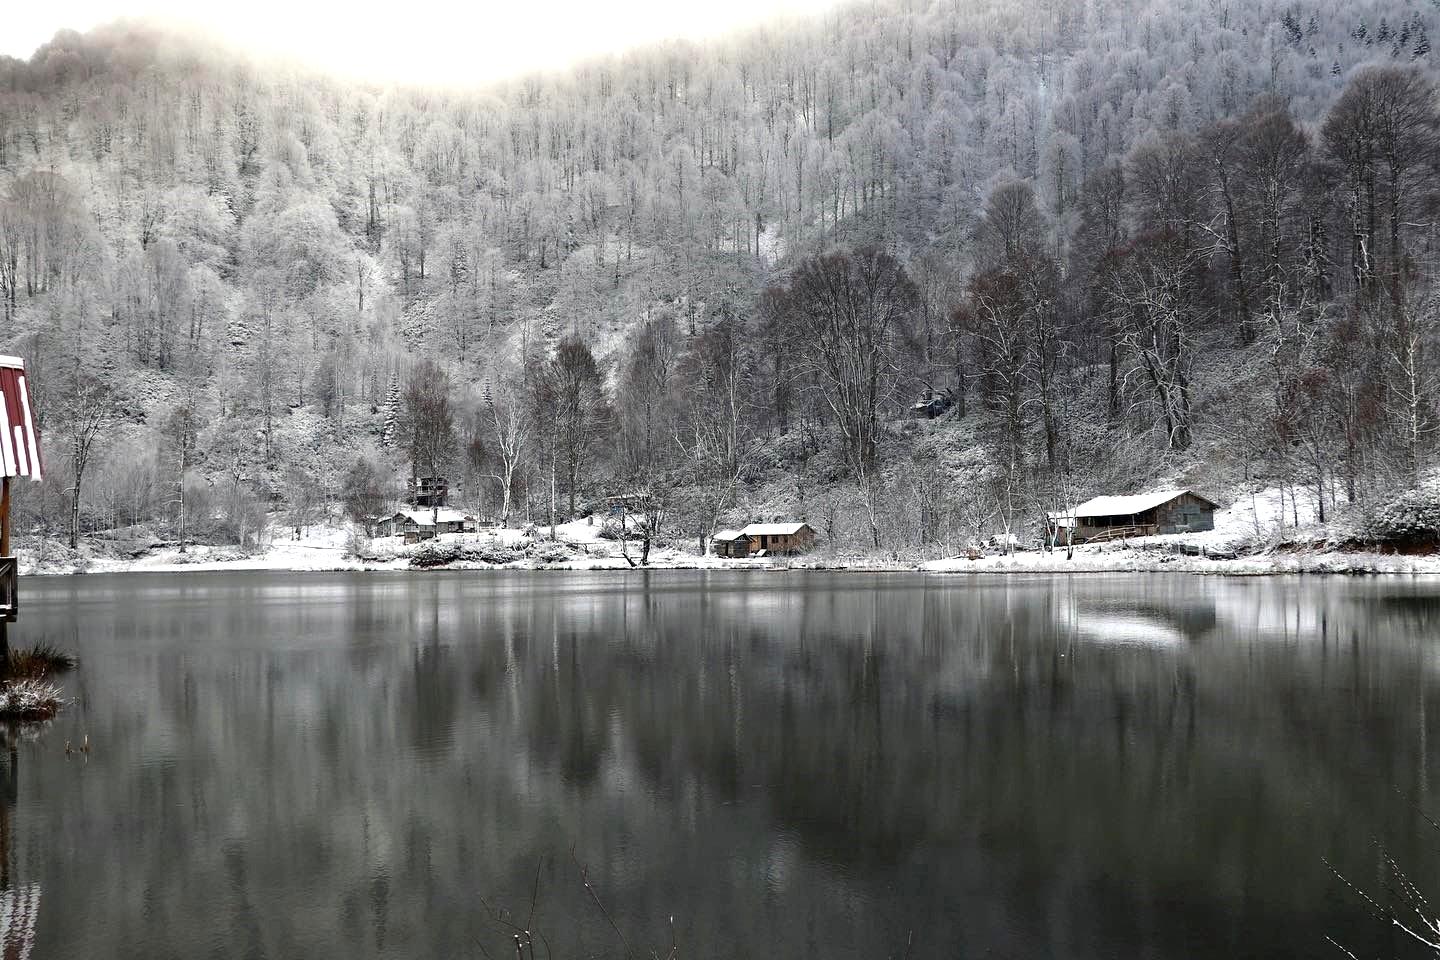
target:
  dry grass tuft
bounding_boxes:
[6,643,78,681]
[0,680,63,721]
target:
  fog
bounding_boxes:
[2,0,844,85]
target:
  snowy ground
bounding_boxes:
[16,489,1440,577]
[18,517,779,576]
[28,522,389,575]
[920,488,1440,575]
[918,545,1440,576]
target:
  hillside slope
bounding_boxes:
[1,0,1438,556]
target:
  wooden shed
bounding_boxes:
[710,529,750,558]
[377,508,477,542]
[1049,490,1218,544]
[739,522,818,557]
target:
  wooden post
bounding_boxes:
[1,476,9,663]
[1,475,10,555]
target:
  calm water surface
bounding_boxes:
[5,571,1440,958]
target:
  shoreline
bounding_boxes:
[17,547,1440,578]
[18,510,1440,578]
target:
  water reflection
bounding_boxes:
[5,571,1440,958]
[1053,580,1219,646]
[0,733,40,960]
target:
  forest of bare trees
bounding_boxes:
[2,0,1439,559]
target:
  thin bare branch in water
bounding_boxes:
[478,896,530,952]
[479,870,554,960]
[1385,851,1433,917]
[1392,787,1440,838]
[571,845,637,960]
[1325,856,1387,920]
[1327,847,1440,955]
[1324,935,1361,960]
[527,857,543,929]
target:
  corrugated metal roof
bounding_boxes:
[741,522,812,536]
[0,357,42,482]
[1066,489,1213,519]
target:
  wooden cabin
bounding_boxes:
[1049,490,1218,544]
[710,529,750,558]
[721,522,818,557]
[408,476,449,508]
[377,508,477,542]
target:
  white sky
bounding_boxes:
[2,0,844,86]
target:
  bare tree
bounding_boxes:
[1322,66,1440,297]
[779,246,919,472]
[1387,288,1439,484]
[1106,231,1208,451]
[528,337,606,526]
[485,373,528,526]
[958,270,1035,486]
[677,317,753,553]
[341,457,392,536]
[160,391,200,538]
[400,359,456,483]
[284,465,323,539]
[976,179,1047,271]
[54,372,120,550]
[616,313,680,564]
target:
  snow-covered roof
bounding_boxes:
[741,522,813,536]
[712,529,747,541]
[394,508,472,526]
[1063,489,1215,519]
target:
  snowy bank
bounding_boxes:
[14,493,1440,578]
[916,545,1440,576]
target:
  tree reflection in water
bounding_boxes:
[6,571,1440,959]
[0,732,40,960]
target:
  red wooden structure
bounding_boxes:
[0,357,42,628]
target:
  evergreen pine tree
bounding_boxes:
[1282,10,1303,45]
[380,373,401,448]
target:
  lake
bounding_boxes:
[5,570,1440,958]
